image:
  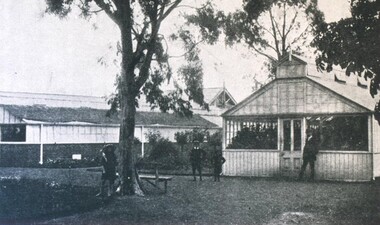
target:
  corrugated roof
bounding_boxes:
[280,54,377,111]
[0,91,109,109]
[307,76,377,111]
[1,105,218,127]
[2,105,120,124]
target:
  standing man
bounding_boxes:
[212,148,226,182]
[190,140,206,181]
[298,128,319,181]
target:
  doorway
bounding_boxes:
[280,119,304,177]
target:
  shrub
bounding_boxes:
[145,131,180,169]
[207,130,222,147]
[190,128,209,143]
[174,131,188,150]
[42,157,100,168]
[149,138,177,161]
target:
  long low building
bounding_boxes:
[222,54,380,182]
[0,104,218,167]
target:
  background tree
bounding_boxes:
[186,0,323,79]
[45,0,208,195]
[174,131,188,151]
[311,0,380,119]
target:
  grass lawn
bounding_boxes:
[1,168,379,225]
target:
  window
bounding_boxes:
[307,115,368,151]
[283,119,302,151]
[0,124,26,142]
[227,119,277,149]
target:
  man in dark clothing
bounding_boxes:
[190,140,206,181]
[96,144,118,197]
[212,148,226,182]
[298,128,319,181]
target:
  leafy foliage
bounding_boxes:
[144,131,181,169]
[312,0,380,116]
[148,137,178,161]
[174,131,188,147]
[45,0,74,18]
[207,130,222,147]
[187,0,323,78]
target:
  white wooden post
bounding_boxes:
[222,118,226,150]
[369,115,374,180]
[141,125,145,157]
[39,124,44,164]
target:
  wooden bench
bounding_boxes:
[139,174,173,193]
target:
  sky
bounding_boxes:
[0,0,351,102]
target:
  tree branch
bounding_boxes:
[245,37,277,62]
[255,20,275,39]
[93,0,119,24]
[159,0,182,23]
[284,11,298,40]
[135,1,162,90]
[169,39,205,58]
[281,3,286,54]
[288,24,311,47]
[269,9,281,59]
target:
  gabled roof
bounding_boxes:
[203,87,237,106]
[223,54,377,117]
[222,76,374,117]
[221,79,277,116]
[1,105,218,128]
[276,53,308,66]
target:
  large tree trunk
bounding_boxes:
[118,91,144,196]
[117,17,144,196]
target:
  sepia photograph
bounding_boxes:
[0,0,379,224]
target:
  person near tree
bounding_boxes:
[96,144,118,197]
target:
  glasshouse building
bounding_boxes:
[222,54,380,182]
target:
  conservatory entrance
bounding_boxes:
[280,119,304,177]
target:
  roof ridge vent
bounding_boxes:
[357,78,368,89]
[334,74,346,84]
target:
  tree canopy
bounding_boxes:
[186,0,323,78]
[312,0,380,100]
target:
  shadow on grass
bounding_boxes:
[0,177,104,224]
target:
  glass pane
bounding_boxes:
[283,120,291,151]
[227,119,277,149]
[0,124,26,142]
[307,115,368,151]
[294,120,302,151]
